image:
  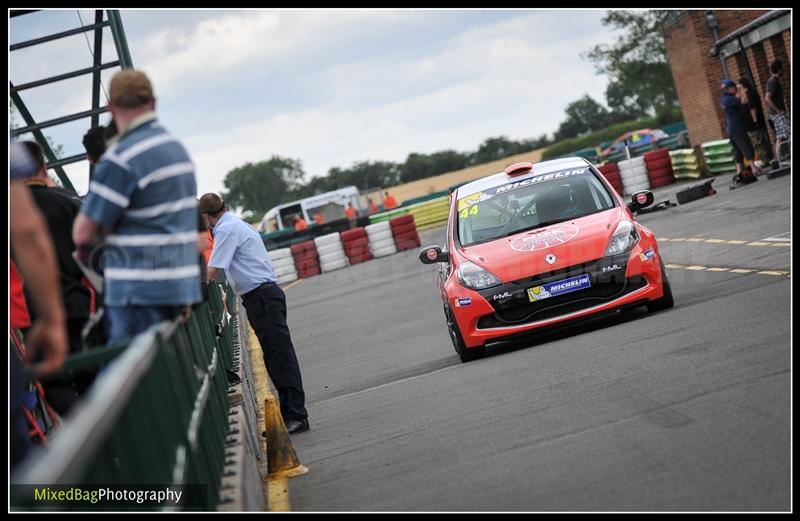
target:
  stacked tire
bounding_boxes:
[270,247,298,284]
[291,240,320,278]
[365,221,397,258]
[643,148,676,189]
[617,156,650,195]
[340,228,373,265]
[315,232,349,273]
[597,162,624,194]
[389,215,421,252]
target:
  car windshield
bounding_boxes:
[457,167,615,247]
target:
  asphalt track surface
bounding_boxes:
[284,172,790,512]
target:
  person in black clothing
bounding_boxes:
[765,60,790,162]
[736,77,773,166]
[720,79,763,176]
[21,141,94,414]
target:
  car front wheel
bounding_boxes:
[646,259,675,312]
[444,304,486,363]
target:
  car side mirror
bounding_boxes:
[627,190,654,212]
[419,245,449,264]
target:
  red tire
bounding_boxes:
[643,148,670,162]
[343,236,369,248]
[347,253,374,264]
[291,240,316,255]
[389,215,415,227]
[645,157,672,171]
[340,228,367,242]
[298,266,321,278]
[393,231,420,242]
[391,222,418,236]
[345,246,371,258]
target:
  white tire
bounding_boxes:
[321,258,348,272]
[372,244,398,257]
[367,229,393,243]
[365,221,391,234]
[319,251,348,265]
[316,242,344,257]
[269,247,292,261]
[618,157,645,169]
[370,237,396,251]
[278,272,298,285]
[272,257,296,270]
[314,233,341,248]
[274,264,297,277]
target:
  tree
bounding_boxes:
[221,156,305,220]
[582,10,679,118]
[553,95,613,141]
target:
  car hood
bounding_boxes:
[457,207,625,282]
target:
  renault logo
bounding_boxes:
[545,254,557,264]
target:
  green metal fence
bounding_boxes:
[13,282,240,511]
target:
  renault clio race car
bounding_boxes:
[419,157,674,362]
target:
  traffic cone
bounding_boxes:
[264,396,308,480]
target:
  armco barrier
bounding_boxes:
[13,281,253,511]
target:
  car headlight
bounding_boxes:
[457,261,502,290]
[604,220,640,256]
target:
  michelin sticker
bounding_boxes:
[457,168,591,211]
[510,223,579,252]
[528,274,591,302]
[639,248,656,262]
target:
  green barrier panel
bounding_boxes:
[14,281,239,511]
[661,121,687,135]
[401,190,450,207]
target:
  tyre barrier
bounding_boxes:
[702,139,736,175]
[643,148,676,189]
[390,215,421,252]
[270,247,299,285]
[596,162,624,194]
[291,240,321,279]
[669,148,702,180]
[314,233,349,273]
[366,221,397,257]
[340,227,373,264]
[617,156,650,194]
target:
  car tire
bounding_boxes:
[647,259,675,312]
[445,304,486,363]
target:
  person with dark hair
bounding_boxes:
[20,140,94,414]
[73,69,201,342]
[199,192,309,434]
[765,60,790,162]
[736,77,773,167]
[720,79,763,176]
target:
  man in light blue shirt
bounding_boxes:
[200,193,309,434]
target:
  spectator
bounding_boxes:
[10,140,68,469]
[294,215,308,231]
[199,193,309,434]
[720,79,763,176]
[21,140,93,414]
[313,212,324,225]
[73,69,201,342]
[383,191,397,210]
[736,77,773,167]
[765,60,790,164]
[368,198,378,215]
[345,202,358,219]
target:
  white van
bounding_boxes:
[260,186,363,232]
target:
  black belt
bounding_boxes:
[242,281,276,300]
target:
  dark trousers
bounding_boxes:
[241,282,307,422]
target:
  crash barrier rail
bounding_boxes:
[13,281,241,511]
[669,148,703,180]
[656,130,690,151]
[400,190,450,207]
[702,139,736,175]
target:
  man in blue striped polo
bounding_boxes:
[73,69,201,341]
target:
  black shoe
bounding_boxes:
[285,418,310,434]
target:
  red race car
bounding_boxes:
[419,157,674,362]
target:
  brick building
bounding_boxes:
[663,10,791,148]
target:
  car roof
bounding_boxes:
[455,156,591,199]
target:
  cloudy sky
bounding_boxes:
[10,9,621,197]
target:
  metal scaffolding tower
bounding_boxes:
[10,9,133,193]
